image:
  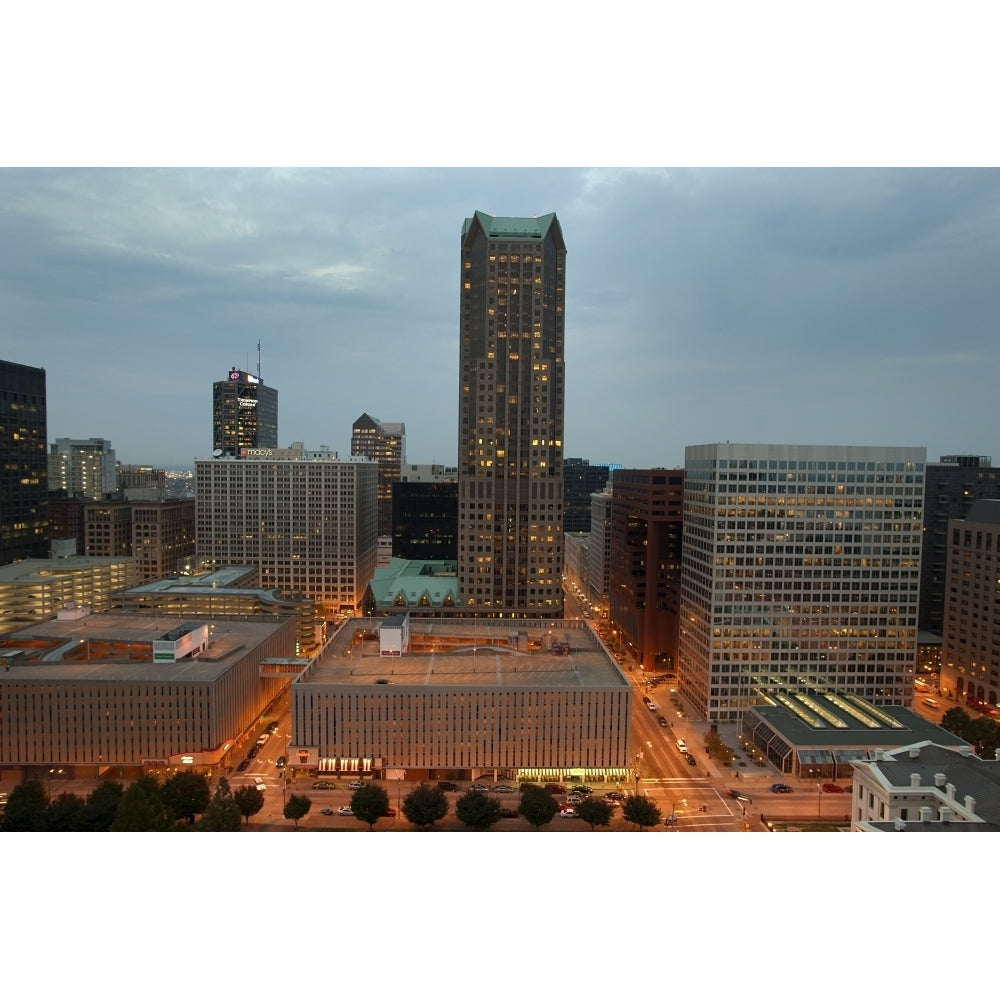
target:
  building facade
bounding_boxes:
[0,360,48,565]
[564,458,611,533]
[679,443,926,723]
[195,447,378,617]
[587,487,614,616]
[919,455,1000,635]
[212,368,278,458]
[457,211,566,618]
[391,480,458,561]
[940,498,1000,710]
[609,469,685,672]
[351,413,406,537]
[48,437,116,500]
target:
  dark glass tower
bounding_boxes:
[212,368,278,457]
[457,211,566,617]
[1,359,49,564]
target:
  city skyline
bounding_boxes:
[3,168,999,471]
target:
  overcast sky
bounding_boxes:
[3,167,999,469]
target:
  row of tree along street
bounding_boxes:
[0,776,666,832]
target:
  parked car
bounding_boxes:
[570,784,592,795]
[500,807,519,819]
[676,739,688,754]
[236,759,250,772]
[436,781,458,791]
[320,807,333,816]
[337,806,354,816]
[642,696,651,705]
[605,791,625,802]
[384,807,397,818]
[771,783,793,793]
[565,794,583,805]
[544,784,566,795]
[348,780,364,790]
[247,746,259,758]
[558,807,578,818]
[312,780,335,790]
[469,783,490,793]
[493,784,514,793]
[822,783,844,793]
[275,755,287,769]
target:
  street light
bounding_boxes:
[816,783,822,821]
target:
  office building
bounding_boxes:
[609,469,685,672]
[457,211,566,618]
[919,455,1000,635]
[564,458,611,533]
[118,465,168,500]
[679,443,926,723]
[195,444,378,617]
[587,487,614,616]
[0,360,48,565]
[391,481,458,561]
[48,437,116,500]
[940,499,1000,710]
[291,616,631,782]
[351,413,406,537]
[212,367,278,458]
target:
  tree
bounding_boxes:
[161,771,211,825]
[518,784,558,829]
[455,790,501,831]
[284,793,312,827]
[82,780,124,831]
[233,785,265,825]
[402,784,449,830]
[576,795,613,830]
[966,716,1000,760]
[198,780,242,831]
[0,779,49,832]
[351,783,390,830]
[941,706,972,738]
[47,791,88,832]
[110,780,171,831]
[622,794,662,830]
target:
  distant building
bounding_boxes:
[587,487,613,616]
[563,458,611,533]
[195,444,377,617]
[679,444,925,723]
[457,211,566,618]
[1,360,48,565]
[351,413,406,537]
[563,532,590,595]
[117,464,167,500]
[398,464,457,483]
[212,367,278,458]
[941,498,1000,710]
[290,616,631,783]
[609,468,685,672]
[852,741,1000,831]
[919,455,1000,634]
[48,437,116,499]
[391,481,458,561]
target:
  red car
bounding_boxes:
[822,783,844,793]
[384,807,397,817]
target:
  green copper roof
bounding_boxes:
[462,211,563,246]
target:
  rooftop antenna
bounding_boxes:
[257,340,261,380]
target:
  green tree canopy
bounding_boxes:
[518,784,559,829]
[199,791,243,831]
[82,780,124,831]
[455,790,502,831]
[0,779,49,832]
[941,706,972,738]
[110,780,171,832]
[401,784,449,830]
[284,794,312,827]
[576,796,613,830]
[351,783,391,830]
[161,772,211,825]
[233,785,265,825]
[622,794,662,830]
[47,791,88,832]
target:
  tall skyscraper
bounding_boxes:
[212,367,278,458]
[457,211,566,618]
[1,360,48,565]
[48,437,117,499]
[679,443,926,723]
[351,413,406,537]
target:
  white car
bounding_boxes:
[253,777,267,791]
[565,794,583,805]
[676,739,688,754]
[338,806,354,816]
[559,807,578,819]
[647,700,659,711]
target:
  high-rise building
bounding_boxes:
[457,211,566,618]
[679,443,926,723]
[195,444,378,616]
[919,455,1000,635]
[212,368,278,458]
[48,437,116,500]
[563,458,612,533]
[587,487,614,616]
[0,360,48,565]
[609,469,685,672]
[392,481,458,561]
[940,499,1000,711]
[351,413,406,537]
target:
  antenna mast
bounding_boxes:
[257,340,261,380]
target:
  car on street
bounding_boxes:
[685,754,697,766]
[570,784,592,795]
[275,756,286,769]
[604,791,625,802]
[642,696,651,705]
[256,733,269,747]
[384,808,397,817]
[312,780,335,790]
[320,807,333,816]
[253,777,267,791]
[247,746,259,758]
[338,806,354,816]
[771,783,793,793]
[822,783,844,793]
[730,789,751,802]
[348,780,364,790]
[657,715,668,727]
[493,784,514,793]
[236,759,250,771]
[544,784,566,795]
[558,807,578,818]
[469,783,490,793]
[267,722,279,735]
[565,794,583,805]
[436,781,459,791]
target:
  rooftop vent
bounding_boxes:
[934,772,947,787]
[909,746,921,759]
[894,817,906,831]
[910,773,921,787]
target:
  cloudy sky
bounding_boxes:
[3,167,999,470]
